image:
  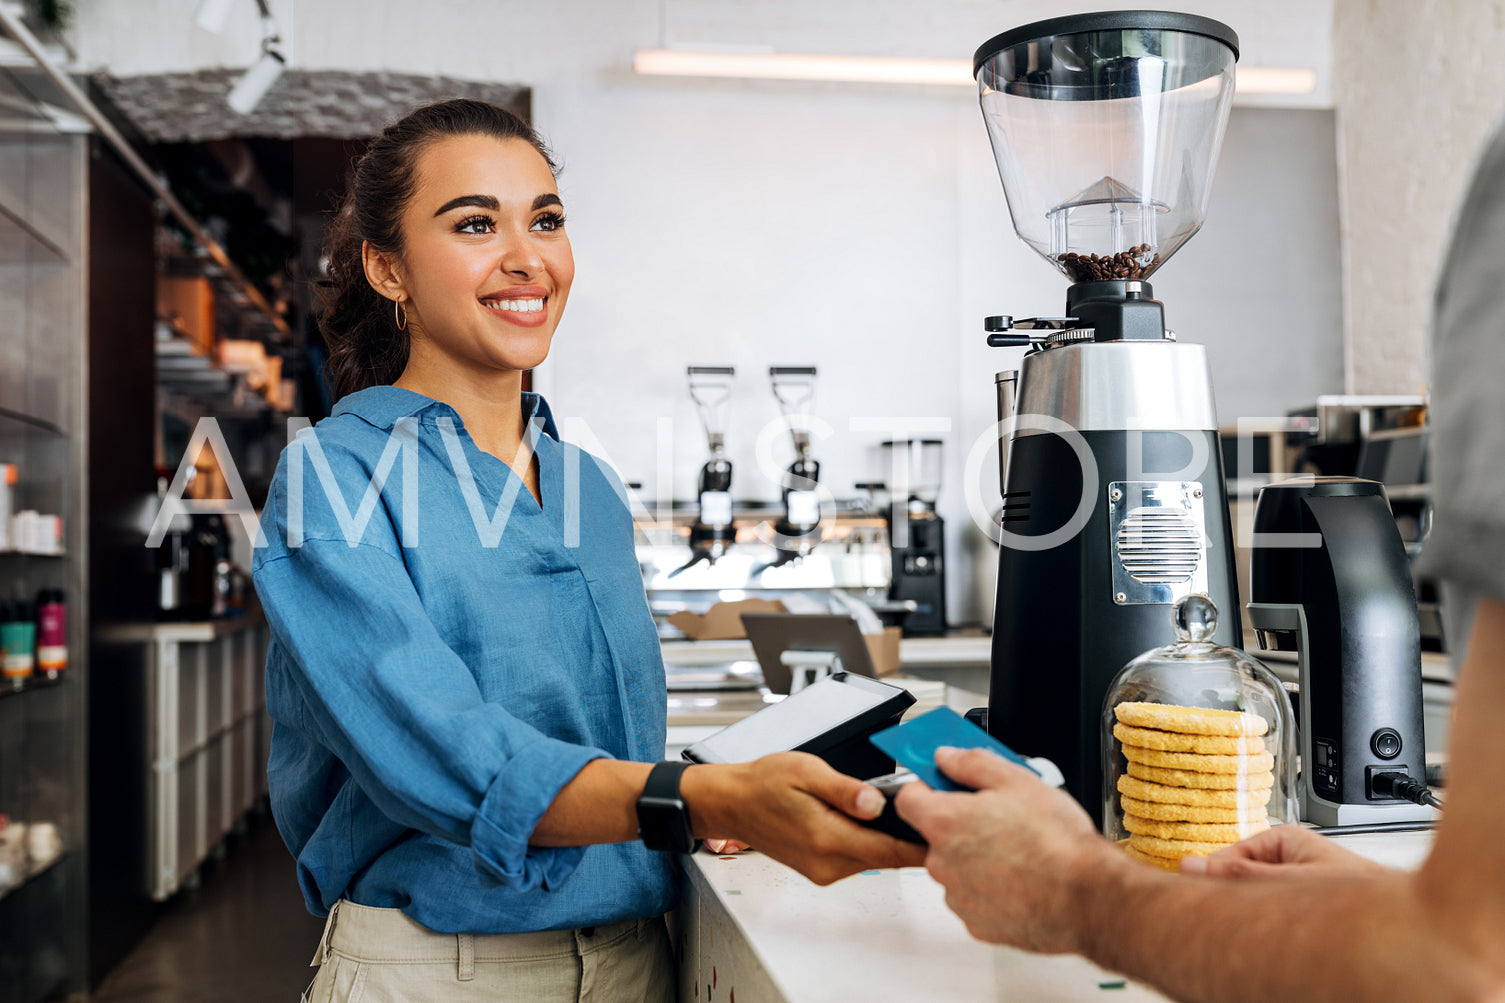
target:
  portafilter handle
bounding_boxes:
[985,315,1082,347]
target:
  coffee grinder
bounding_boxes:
[764,366,823,571]
[881,438,947,635]
[673,366,736,577]
[973,12,1243,818]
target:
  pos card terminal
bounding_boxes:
[683,672,918,839]
[683,671,913,780]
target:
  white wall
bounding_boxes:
[1332,0,1505,394]
[73,0,1340,624]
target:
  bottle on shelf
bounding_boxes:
[0,599,35,688]
[35,588,66,679]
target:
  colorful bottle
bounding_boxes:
[35,589,66,679]
[0,599,34,688]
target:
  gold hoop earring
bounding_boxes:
[394,299,408,331]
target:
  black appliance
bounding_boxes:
[765,366,822,571]
[1246,477,1437,825]
[673,366,736,576]
[972,12,1244,820]
[881,438,946,635]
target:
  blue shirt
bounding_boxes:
[251,386,675,934]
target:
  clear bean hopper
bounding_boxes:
[975,12,1238,283]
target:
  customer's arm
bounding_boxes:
[896,598,1505,1002]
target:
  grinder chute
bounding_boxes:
[974,11,1243,822]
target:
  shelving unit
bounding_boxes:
[0,7,299,992]
[0,49,87,1003]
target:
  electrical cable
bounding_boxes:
[1310,820,1435,835]
[1371,771,1445,810]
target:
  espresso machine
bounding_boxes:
[881,438,947,635]
[673,366,737,577]
[974,12,1244,817]
[1247,477,1439,825]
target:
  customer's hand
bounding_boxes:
[685,752,926,885]
[1181,824,1383,878]
[895,746,1113,953]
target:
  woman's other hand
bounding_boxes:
[683,752,926,884]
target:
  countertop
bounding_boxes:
[97,606,266,644]
[662,629,1456,682]
[660,631,993,669]
[679,828,1435,1002]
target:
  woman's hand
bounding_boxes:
[683,752,926,884]
[1180,824,1384,878]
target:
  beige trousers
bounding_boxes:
[303,900,676,1003]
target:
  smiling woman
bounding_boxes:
[255,98,924,1003]
[316,101,568,403]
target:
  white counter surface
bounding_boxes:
[678,829,1434,1002]
[661,633,993,669]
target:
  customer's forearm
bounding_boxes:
[1078,861,1496,1002]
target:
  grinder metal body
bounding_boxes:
[1247,477,1437,826]
[989,284,1242,823]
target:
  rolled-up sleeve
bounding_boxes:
[255,531,609,893]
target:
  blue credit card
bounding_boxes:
[869,706,1039,792]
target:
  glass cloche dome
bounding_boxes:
[974,11,1239,283]
[1100,595,1297,870]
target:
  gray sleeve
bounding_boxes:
[1415,115,1505,607]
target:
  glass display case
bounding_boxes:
[1101,595,1298,871]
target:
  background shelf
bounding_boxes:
[0,194,66,263]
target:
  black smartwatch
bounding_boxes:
[636,761,701,854]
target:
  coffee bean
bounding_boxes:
[1056,247,1160,283]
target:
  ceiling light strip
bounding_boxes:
[632,49,1317,95]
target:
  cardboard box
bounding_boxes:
[670,600,901,677]
[668,598,787,640]
[864,625,902,677]
[158,275,216,355]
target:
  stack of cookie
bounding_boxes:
[1112,701,1273,871]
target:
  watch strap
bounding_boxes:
[636,761,700,853]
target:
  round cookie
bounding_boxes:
[1122,744,1275,775]
[1118,774,1273,809]
[1126,760,1275,790]
[1114,723,1266,756]
[1119,795,1267,824]
[1120,839,1182,872]
[1127,832,1231,859]
[1122,813,1270,842]
[1114,701,1268,738]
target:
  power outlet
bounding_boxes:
[1365,764,1410,801]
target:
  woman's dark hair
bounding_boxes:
[316,99,557,400]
